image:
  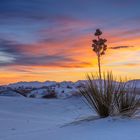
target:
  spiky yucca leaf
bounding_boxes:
[79,72,120,118]
[115,81,140,117]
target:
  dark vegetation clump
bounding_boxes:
[42,93,57,99]
[42,89,57,99]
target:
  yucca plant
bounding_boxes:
[79,72,140,118]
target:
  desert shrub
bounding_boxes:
[79,72,140,118]
[67,85,72,89]
[42,92,57,99]
[29,94,36,98]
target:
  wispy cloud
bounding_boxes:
[110,46,134,50]
[0,36,93,69]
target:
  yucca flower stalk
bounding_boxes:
[92,29,107,79]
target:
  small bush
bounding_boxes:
[79,72,140,118]
[29,94,36,98]
[42,93,57,99]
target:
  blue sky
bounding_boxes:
[0,0,140,84]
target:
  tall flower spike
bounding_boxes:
[91,29,107,79]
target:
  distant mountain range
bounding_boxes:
[0,79,140,98]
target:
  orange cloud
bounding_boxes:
[0,25,140,84]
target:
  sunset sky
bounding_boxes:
[0,0,140,84]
